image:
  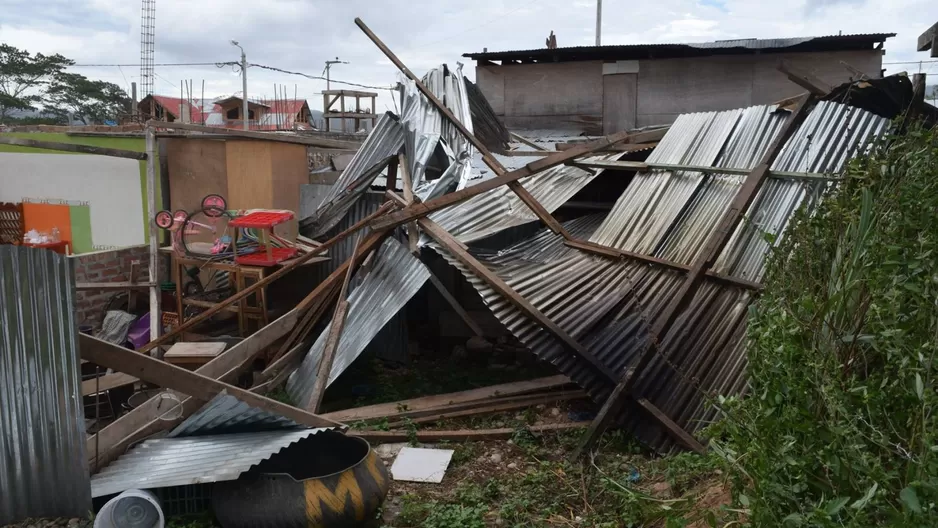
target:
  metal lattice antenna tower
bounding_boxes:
[140,0,156,97]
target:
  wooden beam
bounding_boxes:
[918,21,938,52]
[351,422,589,443]
[564,240,763,291]
[139,201,396,353]
[510,132,547,151]
[86,306,302,470]
[636,398,706,454]
[398,153,420,254]
[385,155,398,192]
[420,218,616,381]
[82,372,138,396]
[147,120,362,149]
[777,60,831,96]
[385,391,587,427]
[571,159,833,181]
[76,282,154,291]
[370,129,633,231]
[322,375,571,422]
[576,94,815,456]
[506,180,571,237]
[79,334,344,429]
[0,136,148,160]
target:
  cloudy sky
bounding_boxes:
[1,0,936,113]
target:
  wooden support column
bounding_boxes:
[145,127,160,348]
[419,217,616,381]
[575,94,814,456]
[80,334,344,429]
[399,153,420,254]
[354,17,571,238]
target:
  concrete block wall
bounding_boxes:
[71,245,165,326]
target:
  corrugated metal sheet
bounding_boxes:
[434,101,890,452]
[300,112,404,237]
[168,393,302,437]
[286,238,430,406]
[463,33,896,59]
[0,246,91,524]
[90,429,328,498]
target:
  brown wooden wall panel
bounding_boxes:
[166,138,227,214]
[225,140,273,211]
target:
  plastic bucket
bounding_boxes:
[94,489,164,528]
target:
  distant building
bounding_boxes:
[464,33,894,134]
[138,95,313,130]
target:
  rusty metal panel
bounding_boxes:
[0,246,91,524]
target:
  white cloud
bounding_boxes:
[1,0,935,112]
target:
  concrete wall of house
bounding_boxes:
[475,49,883,133]
[71,245,167,326]
[0,133,160,251]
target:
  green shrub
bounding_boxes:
[714,124,938,526]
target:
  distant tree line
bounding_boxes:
[0,44,130,125]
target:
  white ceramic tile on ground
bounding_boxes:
[389,447,454,483]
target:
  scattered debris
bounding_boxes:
[390,447,455,483]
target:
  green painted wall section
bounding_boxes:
[0,132,161,244]
[68,204,93,254]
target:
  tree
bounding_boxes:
[44,73,131,125]
[0,44,73,121]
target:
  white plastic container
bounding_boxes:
[94,489,164,528]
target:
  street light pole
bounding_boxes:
[324,57,348,91]
[595,0,602,46]
[231,40,248,130]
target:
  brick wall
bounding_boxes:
[71,245,166,326]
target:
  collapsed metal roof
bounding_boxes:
[432,100,889,451]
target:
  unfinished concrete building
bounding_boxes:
[464,33,894,133]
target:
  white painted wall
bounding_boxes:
[0,152,144,248]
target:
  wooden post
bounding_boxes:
[575,94,814,456]
[145,126,160,350]
[398,153,420,253]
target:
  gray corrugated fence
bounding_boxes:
[0,246,91,524]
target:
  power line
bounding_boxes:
[71,62,238,67]
[249,63,396,91]
[882,60,938,65]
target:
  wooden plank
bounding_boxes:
[777,60,831,96]
[506,180,570,237]
[87,306,303,469]
[385,156,398,192]
[637,398,706,454]
[371,130,633,231]
[509,132,547,151]
[304,300,350,412]
[576,94,815,456]
[79,334,344,428]
[147,120,362,149]
[420,217,617,381]
[139,201,396,353]
[76,282,154,291]
[398,153,420,254]
[351,422,589,443]
[918,21,938,51]
[386,391,587,427]
[0,136,147,160]
[82,372,138,396]
[322,375,571,422]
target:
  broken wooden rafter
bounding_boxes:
[564,240,763,291]
[0,136,148,160]
[918,21,938,55]
[140,201,397,353]
[79,334,344,429]
[576,94,815,456]
[354,17,571,239]
[419,217,617,381]
[385,390,587,428]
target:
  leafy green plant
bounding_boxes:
[713,124,938,526]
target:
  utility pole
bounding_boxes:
[324,57,349,91]
[595,0,602,46]
[231,40,248,130]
